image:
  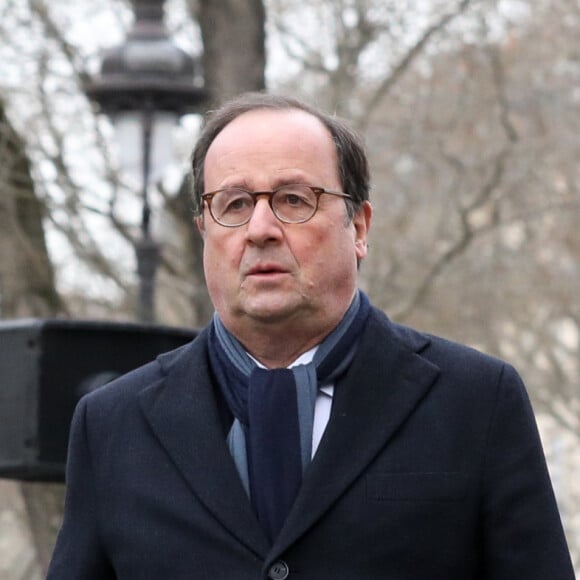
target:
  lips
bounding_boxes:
[247,264,288,275]
[242,260,290,278]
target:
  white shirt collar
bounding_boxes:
[247,346,333,399]
[248,345,318,369]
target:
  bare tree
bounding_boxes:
[0,101,65,318]
[194,0,266,103]
[0,97,66,578]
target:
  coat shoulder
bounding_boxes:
[80,328,210,413]
[369,306,516,386]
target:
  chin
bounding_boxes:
[243,297,311,325]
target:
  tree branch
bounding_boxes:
[359,0,475,130]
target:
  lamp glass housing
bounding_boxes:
[113,110,178,185]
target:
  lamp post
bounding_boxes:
[85,0,206,323]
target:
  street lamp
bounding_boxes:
[85,0,206,323]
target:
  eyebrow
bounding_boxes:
[217,178,312,192]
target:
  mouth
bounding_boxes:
[246,264,289,277]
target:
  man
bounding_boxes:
[47,93,575,579]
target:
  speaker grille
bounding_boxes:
[0,319,196,481]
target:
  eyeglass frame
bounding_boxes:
[200,184,353,227]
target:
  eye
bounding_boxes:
[218,190,253,215]
[283,193,306,207]
[276,186,315,209]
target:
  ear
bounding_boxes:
[353,201,372,261]
[195,215,206,240]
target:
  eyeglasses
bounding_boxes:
[201,184,352,227]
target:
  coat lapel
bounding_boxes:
[137,330,269,558]
[271,309,440,557]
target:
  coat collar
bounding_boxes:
[137,308,440,561]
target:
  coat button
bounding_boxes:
[268,560,290,579]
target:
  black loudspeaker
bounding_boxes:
[0,319,197,482]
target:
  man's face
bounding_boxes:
[198,109,371,341]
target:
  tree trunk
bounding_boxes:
[0,99,66,579]
[197,0,266,103]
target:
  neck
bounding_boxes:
[216,289,362,368]
[225,304,355,368]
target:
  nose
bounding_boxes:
[245,196,283,245]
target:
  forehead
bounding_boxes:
[213,107,334,147]
[204,109,339,185]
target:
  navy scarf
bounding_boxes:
[208,291,370,542]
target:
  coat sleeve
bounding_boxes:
[46,396,116,580]
[479,363,575,579]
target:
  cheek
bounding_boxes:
[296,227,357,280]
[203,236,240,284]
[203,245,240,311]
[292,231,326,269]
